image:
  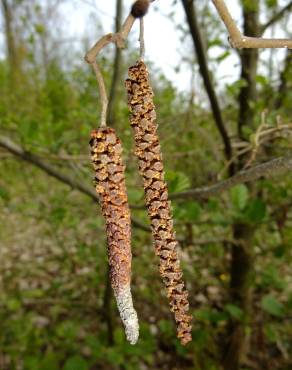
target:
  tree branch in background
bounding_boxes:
[0,135,99,201]
[170,156,292,201]
[212,0,292,48]
[261,1,292,34]
[274,50,292,109]
[181,0,233,173]
[107,0,123,126]
[84,14,135,126]
[0,135,147,229]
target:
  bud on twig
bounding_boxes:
[131,0,151,18]
[90,128,139,345]
[125,61,192,345]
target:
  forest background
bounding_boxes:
[0,0,291,369]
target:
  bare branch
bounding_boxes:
[84,13,135,127]
[170,157,292,201]
[84,14,135,64]
[212,0,292,49]
[84,1,155,127]
[0,135,147,223]
[107,0,123,127]
[261,1,292,34]
[92,61,108,127]
[181,0,233,172]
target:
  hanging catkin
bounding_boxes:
[90,128,139,345]
[125,61,192,345]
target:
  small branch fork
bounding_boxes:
[85,1,154,127]
[212,0,292,49]
[85,14,135,127]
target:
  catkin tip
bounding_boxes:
[115,285,139,344]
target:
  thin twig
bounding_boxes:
[261,1,292,34]
[92,61,108,127]
[170,156,292,201]
[181,0,234,174]
[0,135,146,210]
[139,18,145,60]
[212,0,292,49]
[84,13,136,127]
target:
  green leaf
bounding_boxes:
[216,51,230,63]
[0,186,10,200]
[265,0,278,8]
[174,201,201,222]
[165,171,190,193]
[244,199,266,223]
[261,295,284,317]
[256,75,268,85]
[56,321,79,340]
[63,356,88,370]
[185,202,201,221]
[231,184,249,210]
[34,23,46,34]
[41,352,59,370]
[6,298,21,311]
[225,304,244,319]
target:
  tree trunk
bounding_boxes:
[274,49,292,110]
[223,2,260,370]
[1,0,19,82]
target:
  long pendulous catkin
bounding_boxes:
[90,128,139,345]
[125,61,192,345]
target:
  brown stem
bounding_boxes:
[223,3,260,369]
[212,0,292,49]
[181,0,233,173]
[170,156,292,201]
[0,135,148,226]
[261,1,292,34]
[107,0,124,127]
[274,50,292,110]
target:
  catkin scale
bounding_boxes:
[90,128,139,345]
[125,61,192,345]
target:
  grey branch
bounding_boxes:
[170,157,292,200]
[212,0,292,49]
[181,0,233,172]
[261,1,292,34]
[0,135,146,225]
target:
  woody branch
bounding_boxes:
[212,0,292,49]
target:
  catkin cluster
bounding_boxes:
[90,128,139,345]
[125,61,192,345]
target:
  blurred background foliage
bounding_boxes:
[0,0,291,369]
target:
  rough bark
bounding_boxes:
[223,2,260,369]
[274,49,292,110]
[1,0,19,81]
[238,2,260,139]
[181,0,233,172]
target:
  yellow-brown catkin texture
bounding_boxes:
[90,128,139,344]
[125,61,192,345]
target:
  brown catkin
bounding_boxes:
[90,128,139,345]
[125,61,192,345]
